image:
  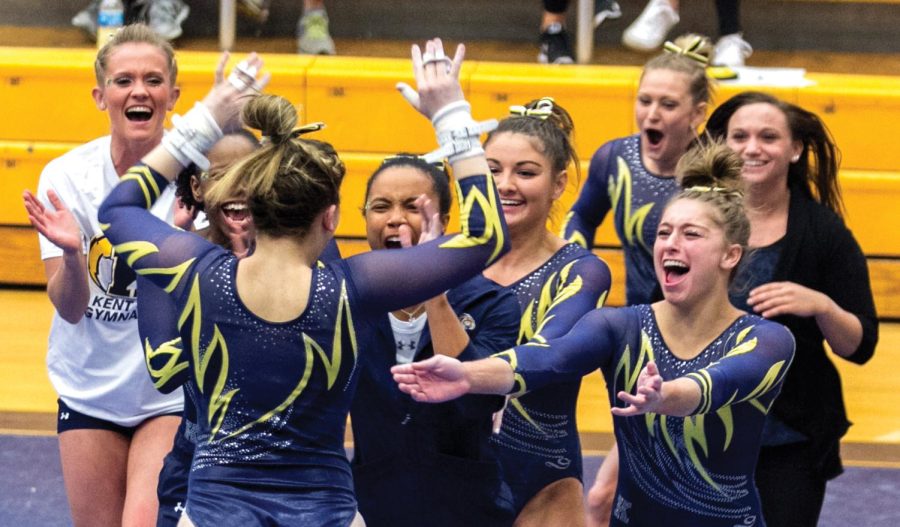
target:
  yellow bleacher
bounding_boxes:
[2,48,899,316]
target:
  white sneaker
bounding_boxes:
[712,33,753,67]
[594,0,623,28]
[72,0,100,41]
[622,0,679,52]
[147,0,190,41]
[297,9,336,55]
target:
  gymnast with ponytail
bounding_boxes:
[97,39,510,526]
[560,33,714,527]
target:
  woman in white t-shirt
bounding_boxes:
[22,23,185,527]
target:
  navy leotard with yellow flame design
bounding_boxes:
[561,135,679,305]
[99,164,508,527]
[491,243,611,511]
[496,304,795,526]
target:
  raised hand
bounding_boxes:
[23,189,82,253]
[202,52,271,132]
[391,355,471,403]
[611,361,664,417]
[399,194,442,248]
[396,38,466,121]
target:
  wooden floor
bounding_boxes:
[1,26,898,465]
[2,26,900,76]
[2,287,899,465]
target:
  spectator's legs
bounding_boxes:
[622,0,680,52]
[711,0,752,67]
[145,0,190,41]
[539,0,576,64]
[298,0,336,55]
[72,0,102,41]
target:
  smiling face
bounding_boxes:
[635,69,706,176]
[485,132,566,237]
[92,42,179,147]
[364,166,446,251]
[197,134,259,237]
[725,102,802,190]
[654,198,741,306]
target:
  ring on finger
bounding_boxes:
[422,56,452,74]
[235,60,259,79]
[228,73,250,91]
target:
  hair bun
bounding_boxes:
[677,140,743,195]
[242,94,298,145]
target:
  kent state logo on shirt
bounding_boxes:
[88,235,137,298]
[84,235,139,322]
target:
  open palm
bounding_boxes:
[23,189,82,253]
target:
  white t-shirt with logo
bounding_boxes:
[37,136,183,427]
[388,313,428,365]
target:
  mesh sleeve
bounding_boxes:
[343,173,509,315]
[685,321,796,415]
[136,275,188,394]
[494,308,617,396]
[98,164,220,300]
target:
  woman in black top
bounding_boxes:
[706,91,879,527]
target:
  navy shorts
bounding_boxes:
[56,398,181,437]
[57,399,138,437]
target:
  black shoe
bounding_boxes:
[538,22,575,64]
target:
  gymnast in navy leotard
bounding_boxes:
[145,130,261,527]
[394,142,796,527]
[350,155,518,526]
[481,98,612,524]
[559,36,716,524]
[99,42,509,527]
[561,34,713,307]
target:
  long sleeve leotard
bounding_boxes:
[98,163,508,527]
[495,305,795,526]
[561,135,679,305]
[491,243,611,511]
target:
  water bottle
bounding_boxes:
[97,0,125,48]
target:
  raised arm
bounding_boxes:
[136,275,188,393]
[344,39,509,312]
[97,54,269,292]
[560,142,615,248]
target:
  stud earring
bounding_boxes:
[791,154,800,163]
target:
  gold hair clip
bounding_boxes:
[509,97,555,120]
[290,122,326,137]
[663,37,709,66]
[686,185,742,197]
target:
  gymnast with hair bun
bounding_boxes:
[394,141,796,527]
[480,96,612,526]
[98,38,510,526]
[560,33,714,527]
